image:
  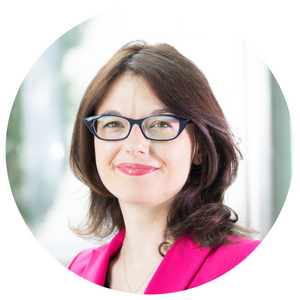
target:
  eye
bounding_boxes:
[103,121,124,128]
[152,121,172,128]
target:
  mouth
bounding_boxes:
[116,163,158,176]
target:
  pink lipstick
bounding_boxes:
[116,163,158,176]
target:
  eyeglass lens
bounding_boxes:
[94,116,180,140]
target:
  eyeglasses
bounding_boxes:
[84,114,192,141]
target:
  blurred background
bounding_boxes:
[6,14,292,267]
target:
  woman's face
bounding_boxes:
[94,73,196,208]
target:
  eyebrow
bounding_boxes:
[100,108,174,117]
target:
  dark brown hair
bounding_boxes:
[70,40,255,255]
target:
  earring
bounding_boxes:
[198,157,202,163]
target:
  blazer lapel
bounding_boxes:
[82,229,125,286]
[145,236,212,294]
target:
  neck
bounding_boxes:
[119,201,170,269]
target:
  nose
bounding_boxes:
[123,124,149,156]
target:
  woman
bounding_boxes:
[68,40,260,294]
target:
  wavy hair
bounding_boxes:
[69,40,256,256]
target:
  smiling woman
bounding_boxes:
[68,40,260,294]
[93,74,195,210]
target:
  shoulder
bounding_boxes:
[185,237,261,289]
[68,230,125,279]
[208,236,261,268]
[225,236,261,263]
[68,244,109,275]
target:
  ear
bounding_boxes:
[192,152,202,165]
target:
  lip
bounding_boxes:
[116,163,158,176]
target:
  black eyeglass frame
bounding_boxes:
[84,114,192,141]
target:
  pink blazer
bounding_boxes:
[68,229,261,294]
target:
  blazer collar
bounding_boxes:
[82,229,125,286]
[145,235,211,294]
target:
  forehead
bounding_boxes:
[95,73,168,116]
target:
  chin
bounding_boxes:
[118,192,155,203]
[118,191,174,208]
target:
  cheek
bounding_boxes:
[160,137,193,179]
[155,144,193,201]
[94,140,116,173]
[94,141,120,197]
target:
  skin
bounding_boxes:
[94,73,201,294]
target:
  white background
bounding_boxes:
[1,1,299,299]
